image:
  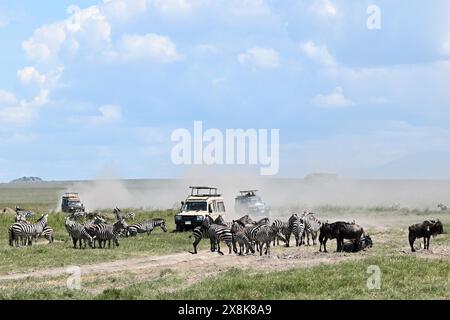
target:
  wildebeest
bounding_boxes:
[408,220,444,252]
[342,235,373,252]
[319,221,365,252]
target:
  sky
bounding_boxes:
[1,0,450,181]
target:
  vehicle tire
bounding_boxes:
[176,224,182,232]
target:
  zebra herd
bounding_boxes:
[7,206,167,248]
[64,209,168,249]
[8,207,54,247]
[190,212,332,256]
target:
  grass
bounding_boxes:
[0,256,448,300]
[1,182,450,300]
[0,208,207,273]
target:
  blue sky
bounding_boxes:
[1,0,450,181]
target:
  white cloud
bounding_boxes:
[0,90,35,124]
[17,67,46,86]
[313,87,354,108]
[116,33,182,63]
[22,5,111,63]
[22,22,66,62]
[238,47,280,69]
[87,104,122,124]
[300,41,336,67]
[309,0,337,17]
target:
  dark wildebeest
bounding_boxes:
[319,221,365,252]
[408,220,444,252]
[342,234,373,252]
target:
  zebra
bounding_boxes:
[254,224,284,256]
[233,229,254,255]
[65,217,94,249]
[244,219,270,254]
[190,225,209,254]
[271,219,290,246]
[289,214,305,247]
[126,218,167,237]
[437,203,448,211]
[84,216,107,248]
[41,226,54,244]
[302,212,322,246]
[9,214,48,247]
[203,216,233,255]
[92,219,128,249]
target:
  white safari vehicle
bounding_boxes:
[175,186,226,231]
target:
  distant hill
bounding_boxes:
[9,177,44,183]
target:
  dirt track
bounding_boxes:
[0,246,365,282]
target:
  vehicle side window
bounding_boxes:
[208,204,213,213]
[217,202,225,212]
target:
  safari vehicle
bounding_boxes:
[234,190,270,216]
[175,186,226,231]
[61,193,85,213]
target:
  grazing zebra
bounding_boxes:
[302,212,322,246]
[203,216,233,255]
[126,218,167,237]
[254,224,284,256]
[289,214,305,247]
[9,214,48,247]
[233,229,255,255]
[92,219,128,248]
[65,217,94,249]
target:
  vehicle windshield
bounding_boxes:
[237,197,262,205]
[68,201,81,207]
[183,201,207,212]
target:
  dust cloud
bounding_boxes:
[59,168,450,220]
